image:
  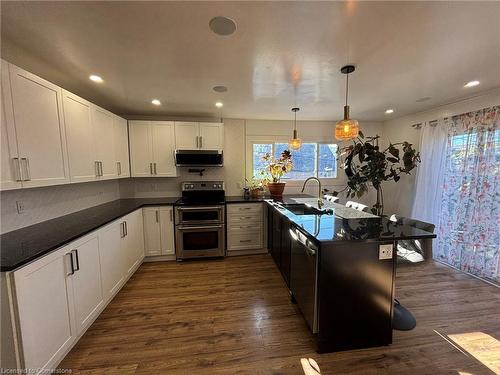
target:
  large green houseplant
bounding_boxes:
[334,133,420,215]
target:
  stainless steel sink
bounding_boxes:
[283,203,332,216]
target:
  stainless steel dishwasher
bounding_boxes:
[289,225,319,334]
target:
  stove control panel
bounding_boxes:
[181,181,225,191]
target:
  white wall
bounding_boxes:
[381,89,500,216]
[0,180,120,233]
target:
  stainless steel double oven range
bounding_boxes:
[174,181,225,260]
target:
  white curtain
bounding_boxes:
[411,119,449,226]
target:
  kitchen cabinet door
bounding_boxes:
[280,217,292,287]
[63,91,96,183]
[114,116,130,178]
[98,221,126,301]
[143,208,162,256]
[199,123,224,150]
[68,234,104,334]
[151,121,177,177]
[159,207,175,255]
[129,121,153,177]
[174,122,198,149]
[123,209,144,275]
[8,64,70,188]
[91,106,116,179]
[0,63,22,190]
[13,246,76,371]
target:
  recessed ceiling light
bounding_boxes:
[213,85,228,93]
[464,80,480,88]
[209,16,237,36]
[151,99,161,106]
[385,109,394,114]
[89,75,103,83]
[215,102,223,108]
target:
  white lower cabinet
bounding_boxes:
[143,206,175,257]
[227,203,265,255]
[12,246,76,372]
[8,209,145,373]
[70,234,104,334]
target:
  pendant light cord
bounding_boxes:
[345,73,349,107]
[294,110,297,131]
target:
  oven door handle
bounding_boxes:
[176,206,222,211]
[177,225,223,230]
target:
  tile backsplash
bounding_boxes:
[0,180,120,234]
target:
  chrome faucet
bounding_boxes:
[301,177,324,209]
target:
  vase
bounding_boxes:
[267,182,286,198]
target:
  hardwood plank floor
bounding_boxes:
[59,255,500,374]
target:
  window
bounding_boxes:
[252,142,338,180]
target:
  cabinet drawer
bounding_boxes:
[228,211,263,224]
[228,229,263,250]
[227,203,263,215]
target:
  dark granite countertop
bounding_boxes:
[0,198,179,272]
[225,194,311,203]
[266,198,437,244]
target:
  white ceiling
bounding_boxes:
[1,1,499,121]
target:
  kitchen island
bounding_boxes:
[265,197,436,353]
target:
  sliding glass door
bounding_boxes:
[435,107,499,284]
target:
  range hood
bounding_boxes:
[175,150,223,167]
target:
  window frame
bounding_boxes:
[246,137,340,185]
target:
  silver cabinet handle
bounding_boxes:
[124,221,128,236]
[239,207,252,211]
[117,161,121,176]
[12,158,22,182]
[120,222,125,238]
[149,163,153,175]
[153,162,157,175]
[169,209,173,222]
[199,136,203,149]
[239,239,252,243]
[21,158,31,181]
[99,161,103,176]
[95,161,100,177]
[196,136,199,148]
[155,210,159,223]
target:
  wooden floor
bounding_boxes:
[60,255,500,374]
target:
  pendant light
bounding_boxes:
[289,107,302,150]
[335,65,360,140]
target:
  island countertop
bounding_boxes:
[266,198,436,243]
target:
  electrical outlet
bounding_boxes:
[379,244,393,260]
[16,201,25,214]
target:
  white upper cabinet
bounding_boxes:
[129,121,177,177]
[174,122,198,149]
[151,121,176,177]
[91,106,116,180]
[199,123,224,150]
[174,122,224,150]
[62,90,96,183]
[1,62,22,190]
[5,63,70,188]
[113,115,130,178]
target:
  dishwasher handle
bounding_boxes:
[289,228,317,256]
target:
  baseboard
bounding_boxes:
[143,255,176,262]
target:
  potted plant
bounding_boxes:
[333,133,420,215]
[246,177,266,198]
[261,150,293,198]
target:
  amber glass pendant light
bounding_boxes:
[335,65,360,140]
[289,107,302,150]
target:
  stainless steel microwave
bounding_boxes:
[174,150,223,167]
